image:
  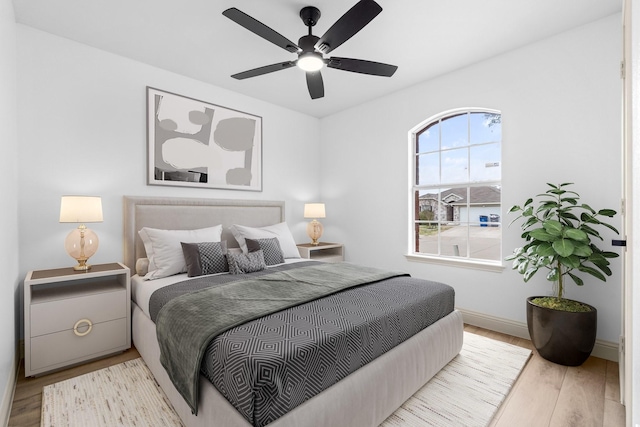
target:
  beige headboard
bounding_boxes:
[123,196,285,270]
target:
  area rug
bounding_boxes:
[380,331,532,427]
[41,332,531,427]
[41,358,183,427]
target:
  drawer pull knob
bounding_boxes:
[73,319,93,337]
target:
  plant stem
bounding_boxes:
[554,189,564,299]
[557,263,564,299]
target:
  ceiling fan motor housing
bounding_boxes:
[300,6,321,27]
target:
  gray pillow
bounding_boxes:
[246,237,285,266]
[181,241,229,277]
[227,250,267,274]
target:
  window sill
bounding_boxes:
[405,253,505,273]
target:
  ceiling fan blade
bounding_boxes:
[315,0,382,54]
[327,57,398,77]
[306,71,324,99]
[231,61,296,80]
[223,8,300,53]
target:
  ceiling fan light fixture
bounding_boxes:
[297,52,324,72]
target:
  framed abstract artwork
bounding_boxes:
[147,87,262,191]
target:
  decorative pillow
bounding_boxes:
[227,250,267,274]
[181,241,229,277]
[135,258,150,276]
[138,225,222,280]
[246,238,285,266]
[230,222,300,259]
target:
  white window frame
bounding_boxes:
[406,107,504,272]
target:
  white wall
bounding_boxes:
[16,25,321,331]
[0,0,18,423]
[320,14,623,344]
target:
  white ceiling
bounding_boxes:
[13,0,621,118]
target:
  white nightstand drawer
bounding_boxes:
[30,317,127,372]
[30,289,126,337]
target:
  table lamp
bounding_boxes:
[304,203,325,246]
[59,196,103,271]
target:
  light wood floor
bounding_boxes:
[8,325,626,427]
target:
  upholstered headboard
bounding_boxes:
[123,196,285,270]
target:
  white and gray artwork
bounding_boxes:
[147,87,262,191]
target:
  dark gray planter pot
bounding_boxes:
[526,296,597,366]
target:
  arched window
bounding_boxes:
[409,108,502,265]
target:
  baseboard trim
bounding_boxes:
[0,351,18,427]
[458,307,619,362]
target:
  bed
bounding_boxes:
[123,196,464,427]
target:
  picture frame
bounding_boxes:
[147,87,262,191]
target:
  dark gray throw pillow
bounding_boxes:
[227,250,267,274]
[181,241,229,277]
[245,237,285,266]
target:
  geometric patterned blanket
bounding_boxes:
[154,263,410,416]
[201,274,455,426]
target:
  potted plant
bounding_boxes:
[506,183,619,366]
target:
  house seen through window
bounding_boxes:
[410,109,502,263]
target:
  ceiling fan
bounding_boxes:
[222,0,398,100]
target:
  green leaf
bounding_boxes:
[563,228,588,241]
[552,239,575,257]
[523,267,539,282]
[601,251,620,259]
[529,229,555,242]
[546,268,559,282]
[558,212,580,222]
[598,209,617,217]
[571,243,593,257]
[568,272,584,286]
[543,220,563,236]
[517,260,529,274]
[592,262,612,277]
[508,205,521,213]
[537,201,558,212]
[524,216,539,228]
[577,265,606,281]
[523,198,533,207]
[559,255,580,269]
[561,198,578,205]
[539,256,553,267]
[581,203,596,214]
[581,212,599,224]
[580,224,601,239]
[535,242,555,257]
[600,222,620,235]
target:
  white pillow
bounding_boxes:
[138,225,222,280]
[230,222,300,259]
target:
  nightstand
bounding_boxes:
[24,262,131,377]
[297,242,344,263]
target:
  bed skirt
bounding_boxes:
[132,303,464,427]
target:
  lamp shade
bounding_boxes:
[304,203,326,219]
[60,196,103,223]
